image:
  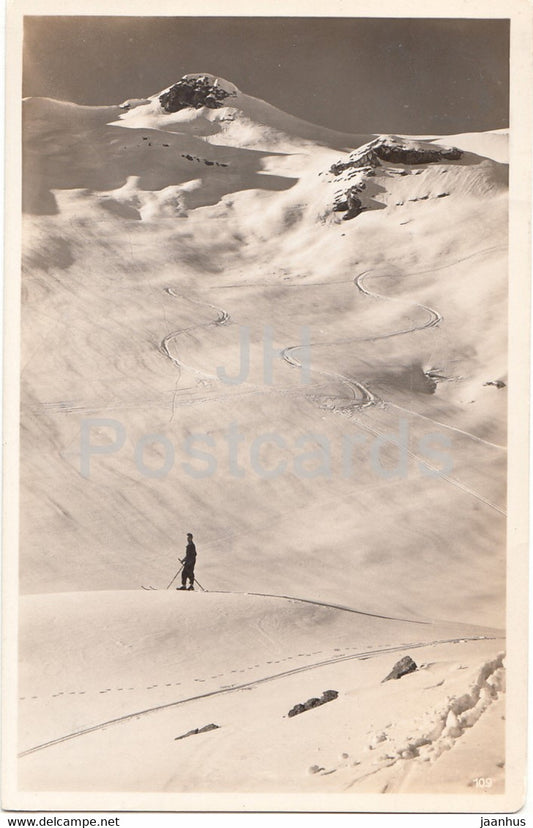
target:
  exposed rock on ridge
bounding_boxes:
[328,136,462,220]
[159,75,235,113]
[330,136,462,176]
[333,187,364,220]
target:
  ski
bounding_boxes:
[142,580,206,591]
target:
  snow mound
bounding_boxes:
[22,96,121,131]
[431,130,509,164]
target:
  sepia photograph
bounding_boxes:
[3,0,531,814]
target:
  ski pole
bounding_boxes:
[167,564,184,590]
[193,576,207,592]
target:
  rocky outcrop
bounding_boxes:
[375,140,462,165]
[160,76,233,113]
[174,723,219,740]
[333,187,364,220]
[328,136,462,220]
[483,380,506,389]
[382,655,418,683]
[330,136,462,176]
[288,689,338,717]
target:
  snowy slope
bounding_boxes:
[21,81,507,624]
[18,590,504,796]
[116,72,373,151]
[423,129,509,164]
[14,74,510,802]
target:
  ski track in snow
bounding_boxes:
[278,264,506,514]
[351,410,507,516]
[278,263,442,410]
[281,345,378,410]
[352,269,442,338]
[160,288,232,421]
[160,287,315,416]
[385,401,506,452]
[21,588,440,705]
[36,247,505,458]
[19,635,420,704]
[160,290,230,376]
[18,633,503,759]
[322,265,506,513]
[157,245,507,516]
[207,245,506,450]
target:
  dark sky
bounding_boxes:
[23,16,509,134]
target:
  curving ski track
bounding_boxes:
[281,344,378,410]
[352,269,442,339]
[161,283,378,411]
[160,248,506,511]
[162,250,484,420]
[280,266,443,411]
[160,287,231,380]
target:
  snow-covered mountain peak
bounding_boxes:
[157,73,240,111]
[110,74,372,152]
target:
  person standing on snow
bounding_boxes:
[179,533,197,590]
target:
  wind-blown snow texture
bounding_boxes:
[17,73,508,800]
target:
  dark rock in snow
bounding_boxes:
[288,703,307,718]
[483,380,506,389]
[343,191,364,220]
[160,75,233,113]
[382,655,418,682]
[288,689,339,717]
[375,141,461,165]
[334,186,365,220]
[198,723,219,733]
[330,137,462,177]
[175,723,219,740]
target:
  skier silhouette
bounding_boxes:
[179,533,197,590]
